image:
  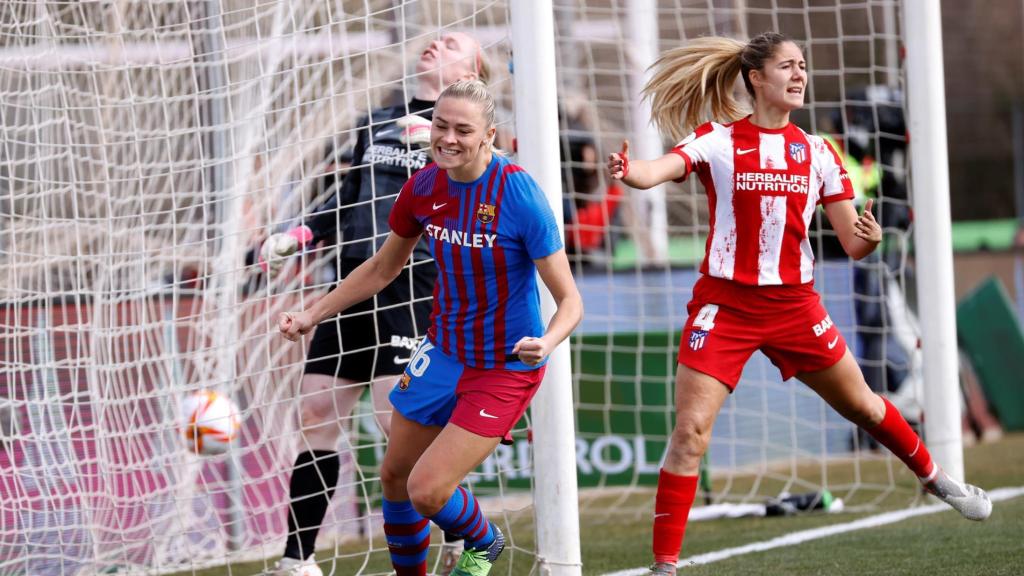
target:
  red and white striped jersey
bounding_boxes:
[671,116,854,286]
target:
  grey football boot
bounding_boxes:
[923,467,992,521]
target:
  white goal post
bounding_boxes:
[510,3,583,575]
[902,0,964,483]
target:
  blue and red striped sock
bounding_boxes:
[428,486,495,550]
[382,499,430,576]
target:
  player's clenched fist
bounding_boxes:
[279,310,316,342]
[512,336,551,366]
[606,140,630,180]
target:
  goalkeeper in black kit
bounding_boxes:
[262,32,491,576]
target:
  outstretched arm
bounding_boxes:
[279,232,421,340]
[823,198,881,261]
[513,249,583,366]
[607,140,687,190]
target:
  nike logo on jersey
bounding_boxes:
[827,335,840,350]
[654,513,671,519]
[479,409,499,419]
[737,147,757,155]
[373,124,403,140]
[393,355,411,364]
[432,202,447,211]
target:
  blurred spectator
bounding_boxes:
[559,103,624,269]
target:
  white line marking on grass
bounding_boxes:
[600,486,1024,576]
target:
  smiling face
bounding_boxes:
[416,32,481,90]
[431,96,496,182]
[749,41,807,113]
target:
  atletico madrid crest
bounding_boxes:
[789,142,807,163]
[689,329,709,351]
[477,203,496,224]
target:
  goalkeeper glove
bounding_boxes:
[396,114,432,150]
[259,225,313,276]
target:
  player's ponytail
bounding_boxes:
[475,48,491,85]
[643,32,792,142]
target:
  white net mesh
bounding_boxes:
[0,1,924,574]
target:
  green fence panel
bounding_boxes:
[956,276,1024,430]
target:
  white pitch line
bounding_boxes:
[600,486,1024,576]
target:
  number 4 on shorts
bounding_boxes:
[693,304,719,331]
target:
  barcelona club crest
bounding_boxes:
[477,203,496,224]
[689,329,709,351]
[398,373,411,391]
[788,142,807,164]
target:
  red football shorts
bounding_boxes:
[449,364,546,438]
[677,275,847,389]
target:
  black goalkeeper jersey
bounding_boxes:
[305,98,434,263]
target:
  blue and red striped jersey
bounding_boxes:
[389,155,563,370]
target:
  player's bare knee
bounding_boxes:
[669,421,711,466]
[380,456,414,498]
[406,480,447,516]
[299,396,335,428]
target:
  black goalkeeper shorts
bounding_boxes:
[304,258,435,382]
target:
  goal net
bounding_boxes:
[0,0,926,574]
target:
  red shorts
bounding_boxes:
[449,365,546,437]
[677,276,847,389]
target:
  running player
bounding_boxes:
[262,32,489,576]
[280,79,582,576]
[606,32,992,576]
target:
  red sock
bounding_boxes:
[865,396,935,479]
[652,469,699,564]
